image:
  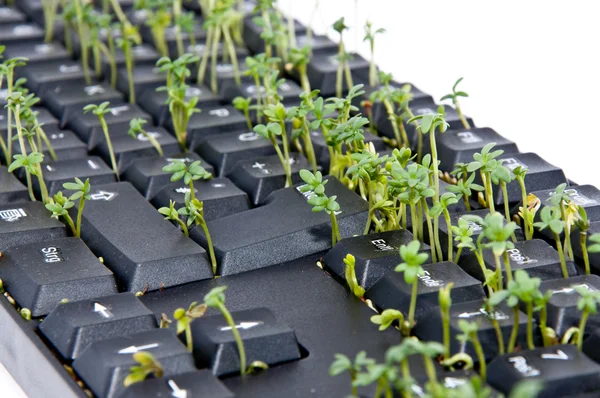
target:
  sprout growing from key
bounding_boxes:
[457,320,486,380]
[363,20,385,87]
[232,96,253,131]
[467,143,504,214]
[0,56,28,164]
[329,351,373,397]
[42,0,60,43]
[123,351,163,387]
[203,286,248,375]
[440,77,470,129]
[533,206,569,278]
[439,283,454,360]
[430,192,459,262]
[116,23,142,103]
[134,0,171,57]
[84,102,119,180]
[299,170,342,246]
[128,117,163,157]
[285,45,312,92]
[73,0,93,84]
[395,240,429,329]
[343,254,365,299]
[574,285,600,349]
[158,199,189,236]
[163,160,212,202]
[370,308,407,336]
[512,166,534,240]
[174,301,207,351]
[332,17,353,98]
[574,206,592,275]
[179,192,217,274]
[46,179,91,238]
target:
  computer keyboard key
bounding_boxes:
[0,237,117,317]
[572,222,600,274]
[96,126,180,172]
[189,307,302,376]
[72,329,197,398]
[221,79,303,103]
[151,178,250,221]
[116,65,166,99]
[295,34,338,56]
[77,182,213,292]
[43,81,123,122]
[0,7,26,25]
[97,44,160,74]
[0,201,67,251]
[196,130,276,177]
[0,23,44,44]
[122,153,214,199]
[412,369,502,396]
[306,53,369,96]
[202,61,250,92]
[190,177,369,275]
[487,344,600,398]
[4,41,70,64]
[68,102,151,150]
[540,275,600,337]
[11,126,88,161]
[243,15,306,54]
[186,42,249,64]
[0,166,29,205]
[414,299,531,362]
[0,106,59,133]
[460,239,578,282]
[138,84,221,126]
[366,261,485,321]
[531,185,600,222]
[37,156,117,196]
[39,292,157,360]
[323,229,431,290]
[17,60,89,95]
[118,371,234,398]
[228,154,311,206]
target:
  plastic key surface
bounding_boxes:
[0,166,28,205]
[17,60,88,95]
[117,371,234,398]
[36,156,117,196]
[11,126,88,161]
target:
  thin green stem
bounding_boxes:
[577,310,589,349]
[217,302,246,375]
[408,280,418,327]
[329,211,341,246]
[175,217,189,236]
[582,232,591,275]
[517,177,532,240]
[508,306,520,352]
[76,195,85,238]
[73,0,92,85]
[185,325,193,351]
[99,116,119,180]
[37,126,57,161]
[488,308,505,354]
[278,121,292,187]
[124,42,135,104]
[554,232,569,278]
[526,301,534,349]
[471,332,486,379]
[200,221,217,275]
[210,27,222,94]
[443,210,453,262]
[503,252,513,284]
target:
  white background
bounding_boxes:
[3,1,600,396]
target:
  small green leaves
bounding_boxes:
[174,301,207,335]
[299,169,327,194]
[407,113,449,136]
[440,77,469,102]
[587,233,600,253]
[123,351,163,387]
[332,17,348,34]
[370,309,404,331]
[575,284,600,315]
[203,285,227,308]
[395,240,428,284]
[63,177,91,201]
[83,101,112,116]
[457,319,479,343]
[163,160,212,184]
[329,353,352,376]
[533,206,565,235]
[158,200,179,221]
[45,191,74,219]
[8,152,44,175]
[253,122,282,140]
[127,117,147,139]
[343,254,365,299]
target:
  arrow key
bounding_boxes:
[118,371,234,398]
[39,292,156,360]
[189,307,302,376]
[72,328,196,398]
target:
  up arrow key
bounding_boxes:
[541,349,569,360]
[220,321,263,331]
[93,302,113,319]
[168,380,188,398]
[90,191,117,201]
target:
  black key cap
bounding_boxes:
[190,307,301,376]
[95,126,180,172]
[541,275,600,336]
[1,106,59,133]
[43,82,123,122]
[138,84,221,126]
[39,292,157,359]
[488,345,600,397]
[0,166,28,205]
[366,262,485,321]
[460,239,578,282]
[17,60,89,95]
[118,371,234,398]
[196,130,276,177]
[190,177,368,275]
[221,78,303,103]
[167,105,247,150]
[414,299,531,362]
[15,0,46,20]
[412,369,502,396]
[11,126,88,161]
[163,25,209,57]
[572,222,600,274]
[68,102,151,150]
[38,156,117,196]
[122,153,214,199]
[151,178,250,221]
[185,41,249,64]
[0,23,44,44]
[306,53,369,96]
[0,7,26,25]
[116,65,166,99]
[323,229,431,291]
[97,43,159,74]
[203,60,249,93]
[310,129,386,172]
[78,182,213,292]
[4,41,69,64]
[72,329,197,398]
[243,15,305,54]
[227,154,311,206]
[0,237,117,316]
[295,34,337,56]
[0,201,67,251]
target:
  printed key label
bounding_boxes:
[457,131,482,144]
[39,247,64,263]
[508,356,540,377]
[0,208,26,222]
[417,270,444,288]
[370,239,395,252]
[506,248,537,265]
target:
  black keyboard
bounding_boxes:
[1,1,599,398]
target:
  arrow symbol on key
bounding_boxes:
[220,321,263,331]
[168,380,188,398]
[541,349,569,360]
[118,343,159,354]
[457,311,482,319]
[93,302,113,318]
[90,191,117,201]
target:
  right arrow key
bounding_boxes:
[189,307,302,376]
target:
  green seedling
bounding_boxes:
[363,21,385,87]
[90,13,117,86]
[181,193,217,275]
[83,102,119,179]
[0,56,27,164]
[171,0,185,56]
[20,308,32,320]
[116,23,142,103]
[369,72,408,148]
[299,170,342,246]
[491,163,514,225]
[46,178,91,238]
[128,117,163,156]
[439,283,454,360]
[286,45,311,92]
[512,166,533,240]
[440,77,470,129]
[518,192,541,241]
[586,233,600,275]
[158,199,189,236]
[430,192,459,262]
[370,308,408,336]
[457,320,486,380]
[533,206,568,278]
[332,17,353,97]
[548,183,575,260]
[343,254,365,299]
[329,351,374,397]
[395,240,429,329]
[483,298,505,355]
[123,351,163,387]
[574,284,600,349]
[574,206,592,275]
[481,212,519,286]
[535,290,557,347]
[467,143,504,214]
[162,160,212,201]
[73,0,92,84]
[232,96,253,131]
[451,218,475,263]
[45,192,76,236]
[135,0,171,56]
[42,0,60,42]
[288,91,319,173]
[174,301,207,351]
[61,0,75,55]
[203,286,248,375]
[255,104,292,186]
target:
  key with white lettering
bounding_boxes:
[0,237,117,316]
[119,371,234,398]
[190,177,368,275]
[414,299,530,363]
[243,15,305,54]
[11,126,88,161]
[17,60,88,95]
[165,105,247,150]
[151,178,250,221]
[189,307,301,376]
[39,293,157,359]
[116,64,166,99]
[72,329,196,398]
[305,53,369,96]
[572,222,600,274]
[4,41,69,64]
[221,78,303,103]
[77,182,213,292]
[202,61,250,93]
[227,154,312,206]
[460,239,578,282]
[0,23,44,44]
[67,102,152,150]
[0,166,28,205]
[366,262,485,322]
[122,153,214,199]
[488,345,600,397]
[95,126,180,172]
[185,41,249,66]
[323,229,431,290]
[0,201,67,251]
[98,44,159,76]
